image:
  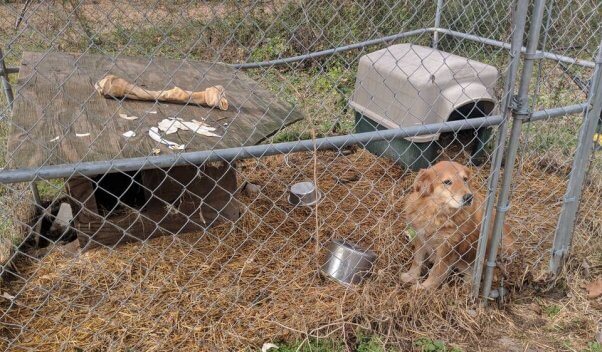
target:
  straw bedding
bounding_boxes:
[0,148,600,351]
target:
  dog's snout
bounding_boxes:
[462,193,473,205]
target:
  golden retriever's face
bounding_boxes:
[413,161,473,209]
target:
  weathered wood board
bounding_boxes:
[4,52,301,248]
[7,52,304,169]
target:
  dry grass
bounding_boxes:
[0,148,600,351]
[0,183,36,265]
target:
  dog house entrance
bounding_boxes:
[438,100,496,165]
[92,172,146,216]
[66,163,240,249]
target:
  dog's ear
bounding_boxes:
[413,168,434,196]
[464,165,473,179]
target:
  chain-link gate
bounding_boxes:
[0,0,600,350]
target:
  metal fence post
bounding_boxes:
[0,47,41,211]
[0,47,14,111]
[481,0,548,302]
[433,0,444,49]
[549,38,602,274]
[471,0,529,298]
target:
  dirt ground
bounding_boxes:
[0,148,600,351]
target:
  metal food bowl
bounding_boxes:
[288,181,322,206]
[321,239,377,286]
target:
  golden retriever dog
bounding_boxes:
[402,161,514,289]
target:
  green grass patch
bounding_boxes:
[35,179,66,201]
[273,335,389,352]
[413,337,463,352]
[543,304,562,318]
[274,339,344,352]
[582,341,602,352]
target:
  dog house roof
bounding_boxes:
[7,52,304,170]
[350,44,499,143]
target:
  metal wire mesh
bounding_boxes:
[0,0,600,350]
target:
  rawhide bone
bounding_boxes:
[94,74,228,110]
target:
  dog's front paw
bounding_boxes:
[414,282,426,290]
[401,272,418,283]
[415,281,436,290]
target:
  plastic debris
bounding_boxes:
[149,127,185,150]
[49,136,59,142]
[243,182,261,197]
[157,118,221,137]
[181,121,221,137]
[75,133,90,137]
[261,343,278,352]
[1,292,15,300]
[118,113,139,120]
[158,118,182,135]
[122,131,136,138]
[49,203,73,234]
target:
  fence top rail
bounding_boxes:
[232,28,596,70]
[0,103,587,184]
[2,28,595,75]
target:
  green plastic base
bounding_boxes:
[354,112,437,171]
[354,111,493,170]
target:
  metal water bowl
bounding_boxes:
[321,239,377,286]
[288,181,322,206]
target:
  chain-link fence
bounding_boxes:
[0,0,600,350]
